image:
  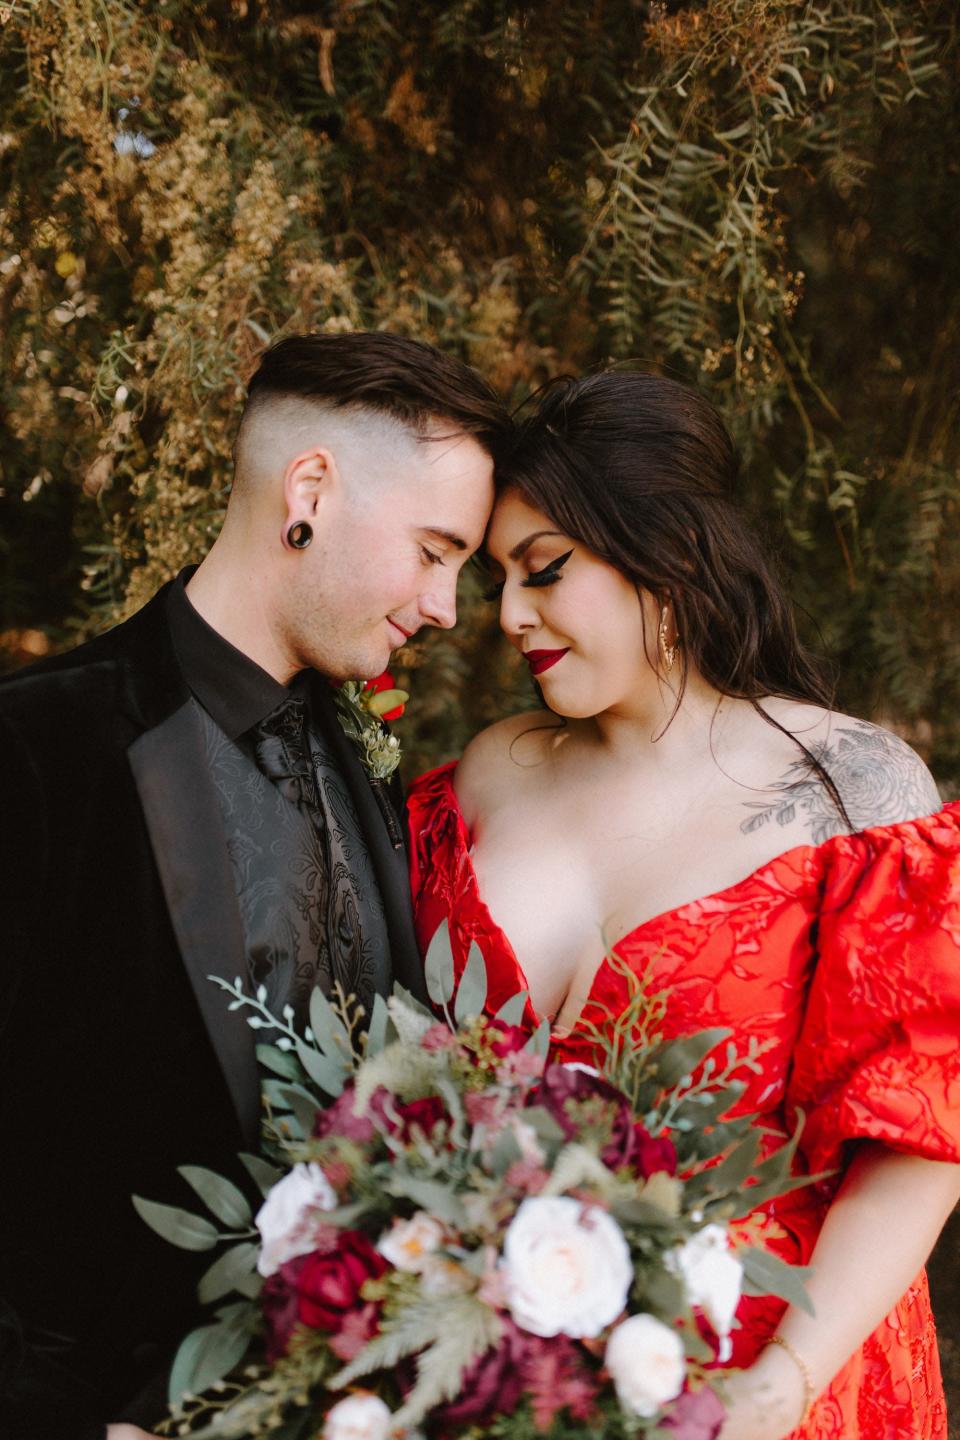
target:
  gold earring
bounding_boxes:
[658,605,679,672]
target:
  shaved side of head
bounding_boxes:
[231,394,422,509]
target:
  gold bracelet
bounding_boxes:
[767,1334,815,1427]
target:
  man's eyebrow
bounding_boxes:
[509,530,564,561]
[423,527,468,550]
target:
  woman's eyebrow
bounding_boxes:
[509,529,565,561]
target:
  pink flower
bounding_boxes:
[659,1384,726,1439]
[432,1318,529,1426]
[421,1022,457,1052]
[312,1084,377,1144]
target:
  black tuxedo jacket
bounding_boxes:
[0,584,426,1440]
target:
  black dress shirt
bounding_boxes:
[166,570,391,1024]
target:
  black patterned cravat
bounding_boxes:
[249,692,314,809]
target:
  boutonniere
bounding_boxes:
[333,671,409,781]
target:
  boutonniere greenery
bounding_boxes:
[333,672,408,782]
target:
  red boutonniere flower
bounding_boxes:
[362,670,407,722]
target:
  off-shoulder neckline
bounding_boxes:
[410,761,960,1030]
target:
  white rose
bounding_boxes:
[377,1211,445,1272]
[323,1392,392,1440]
[605,1313,686,1417]
[255,1162,337,1276]
[502,1194,632,1338]
[667,1224,743,1348]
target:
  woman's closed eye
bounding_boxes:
[482,549,574,603]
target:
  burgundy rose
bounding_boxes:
[486,1019,531,1059]
[433,1318,529,1426]
[534,1064,677,1176]
[631,1122,678,1178]
[535,1064,633,1161]
[298,1230,387,1329]
[392,1095,447,1139]
[659,1384,726,1440]
[261,1230,386,1359]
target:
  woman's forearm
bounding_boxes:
[718,1142,960,1440]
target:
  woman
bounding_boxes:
[406,372,960,1440]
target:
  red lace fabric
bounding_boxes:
[407,762,960,1440]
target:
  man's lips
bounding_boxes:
[387,619,414,644]
[524,647,570,676]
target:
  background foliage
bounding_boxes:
[1,0,958,794]
[1,0,959,1420]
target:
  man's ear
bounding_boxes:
[282,445,340,530]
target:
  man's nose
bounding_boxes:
[421,572,458,630]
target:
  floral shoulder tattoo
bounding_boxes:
[740,719,942,844]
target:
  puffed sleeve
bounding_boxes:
[786,804,960,1177]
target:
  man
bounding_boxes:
[0,332,506,1440]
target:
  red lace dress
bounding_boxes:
[407,763,960,1440]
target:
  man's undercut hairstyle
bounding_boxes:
[241,331,510,457]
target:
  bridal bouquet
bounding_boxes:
[138,927,813,1440]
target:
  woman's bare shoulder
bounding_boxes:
[455,710,562,827]
[751,698,943,837]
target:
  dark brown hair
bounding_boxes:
[243,331,512,458]
[505,370,831,706]
[503,371,848,814]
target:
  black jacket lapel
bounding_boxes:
[127,700,260,1148]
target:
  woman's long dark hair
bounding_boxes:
[502,370,849,819]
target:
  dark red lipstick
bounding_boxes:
[524,647,570,676]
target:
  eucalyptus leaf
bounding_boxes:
[385,1175,469,1227]
[256,1043,303,1081]
[238,1151,283,1197]
[275,1080,321,1136]
[454,942,487,1023]
[525,1016,551,1058]
[167,1310,254,1408]
[178,1166,252,1228]
[424,920,456,1008]
[132,1196,220,1252]
[494,990,529,1026]
[651,1028,730,1089]
[366,992,391,1056]
[197,1241,262,1304]
[740,1246,815,1315]
[295,1038,347,1098]
[309,985,352,1060]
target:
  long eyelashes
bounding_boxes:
[483,548,574,603]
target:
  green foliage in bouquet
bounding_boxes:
[135,925,822,1439]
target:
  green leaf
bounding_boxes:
[652,1028,730,1089]
[424,920,456,1008]
[238,1152,283,1197]
[167,1306,255,1408]
[132,1196,220,1252]
[197,1241,262,1304]
[309,985,352,1061]
[295,1038,347,1098]
[178,1166,252,1228]
[385,1175,469,1227]
[454,941,487,1023]
[495,990,529,1026]
[740,1247,815,1315]
[525,1016,551,1058]
[256,1043,303,1081]
[366,992,391,1056]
